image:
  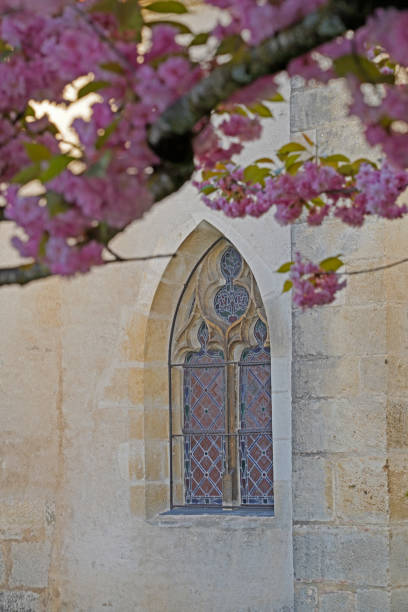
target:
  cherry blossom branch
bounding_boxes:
[148,0,406,161]
[345,257,408,275]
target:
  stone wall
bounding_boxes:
[291,79,408,611]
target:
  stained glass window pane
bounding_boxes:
[239,320,273,506]
[183,322,225,505]
[214,247,249,324]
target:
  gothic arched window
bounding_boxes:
[169,240,273,510]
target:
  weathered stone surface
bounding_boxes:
[320,591,354,612]
[389,454,408,520]
[292,456,333,521]
[293,306,386,358]
[335,457,388,523]
[391,588,408,612]
[387,402,408,449]
[10,541,51,589]
[357,589,390,612]
[292,397,386,454]
[290,82,349,131]
[0,502,45,542]
[0,547,5,585]
[0,591,41,612]
[293,356,360,400]
[317,118,381,160]
[294,583,317,612]
[293,527,388,585]
[390,528,408,586]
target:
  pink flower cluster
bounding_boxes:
[208,0,326,46]
[199,160,408,228]
[290,253,346,309]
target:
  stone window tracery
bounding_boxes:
[169,240,273,510]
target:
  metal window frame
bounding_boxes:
[167,237,273,511]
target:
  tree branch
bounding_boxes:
[1,0,405,287]
[148,0,406,161]
[345,257,408,275]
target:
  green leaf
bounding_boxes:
[267,92,285,102]
[286,161,303,175]
[95,118,119,149]
[100,61,125,74]
[337,163,355,176]
[91,0,116,12]
[12,163,41,184]
[278,142,306,159]
[38,232,49,258]
[319,256,344,273]
[201,169,224,181]
[147,20,192,34]
[77,80,110,99]
[284,153,300,168]
[216,34,243,56]
[228,106,248,117]
[255,157,274,164]
[333,54,394,84]
[248,102,273,118]
[40,155,74,183]
[200,185,217,195]
[24,104,36,118]
[311,197,325,207]
[24,142,52,162]
[116,0,143,35]
[46,191,70,217]
[302,132,314,147]
[190,32,210,46]
[243,165,270,185]
[282,280,293,294]
[276,261,294,273]
[144,1,188,14]
[320,154,350,165]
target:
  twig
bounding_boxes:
[104,252,175,264]
[344,257,408,275]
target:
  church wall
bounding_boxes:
[291,80,408,610]
[0,84,296,611]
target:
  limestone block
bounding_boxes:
[0,501,44,541]
[391,589,408,612]
[292,218,385,264]
[293,305,386,358]
[294,584,317,612]
[335,457,388,523]
[360,356,388,395]
[0,547,4,585]
[319,591,355,612]
[0,591,41,612]
[290,82,350,132]
[388,357,408,395]
[293,356,360,400]
[292,397,386,454]
[130,485,145,518]
[10,541,51,588]
[120,312,148,362]
[144,440,169,482]
[144,366,168,407]
[390,528,408,586]
[145,483,169,518]
[144,406,169,440]
[356,589,390,612]
[293,526,388,585]
[102,366,144,406]
[346,269,385,306]
[317,118,381,160]
[292,456,333,522]
[387,402,408,449]
[129,408,144,440]
[144,319,170,362]
[387,305,408,355]
[388,454,408,520]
